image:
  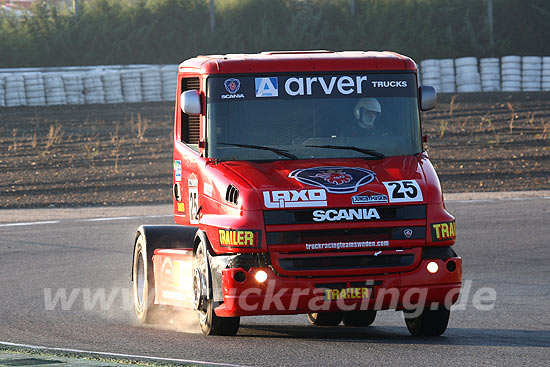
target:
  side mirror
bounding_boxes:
[181,90,201,115]
[419,86,437,111]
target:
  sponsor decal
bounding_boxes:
[218,229,261,248]
[306,241,389,250]
[289,166,376,194]
[431,221,456,242]
[209,73,416,102]
[324,287,370,301]
[383,180,423,203]
[177,202,185,214]
[371,80,408,88]
[255,77,279,97]
[352,189,388,204]
[173,260,191,289]
[222,78,244,99]
[404,228,413,238]
[174,160,182,182]
[312,208,380,222]
[263,189,327,208]
[188,173,198,187]
[204,182,213,197]
[284,75,369,96]
[189,187,199,224]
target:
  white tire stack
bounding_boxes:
[43,73,67,105]
[24,73,46,106]
[480,58,500,92]
[5,74,26,107]
[141,68,162,102]
[522,56,542,91]
[83,71,105,104]
[121,70,142,103]
[101,70,124,103]
[0,75,5,107]
[420,59,441,92]
[501,55,521,91]
[63,73,85,105]
[543,56,550,91]
[455,57,481,92]
[161,64,178,101]
[439,58,456,92]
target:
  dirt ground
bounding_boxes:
[1,92,549,209]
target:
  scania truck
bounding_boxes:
[131,50,462,336]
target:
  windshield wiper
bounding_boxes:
[305,144,385,159]
[218,142,297,160]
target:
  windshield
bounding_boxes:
[206,73,421,161]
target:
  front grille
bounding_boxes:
[264,205,425,225]
[278,254,415,271]
[266,226,425,245]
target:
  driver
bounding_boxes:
[354,98,382,131]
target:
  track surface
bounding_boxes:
[1,198,549,366]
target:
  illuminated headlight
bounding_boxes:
[427,261,439,274]
[255,270,268,283]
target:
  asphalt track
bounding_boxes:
[1,193,549,366]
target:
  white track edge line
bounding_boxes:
[0,214,172,227]
[0,221,60,227]
[0,341,252,367]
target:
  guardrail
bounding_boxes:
[1,56,549,107]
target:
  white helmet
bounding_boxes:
[354,98,381,129]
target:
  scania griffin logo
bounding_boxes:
[289,166,376,194]
[224,78,241,94]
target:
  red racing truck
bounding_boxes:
[132,51,462,336]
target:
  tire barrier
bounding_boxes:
[480,58,500,92]
[44,73,67,105]
[439,58,456,93]
[455,57,481,93]
[522,56,542,92]
[543,57,550,92]
[0,64,178,107]
[418,55,549,93]
[1,56,549,106]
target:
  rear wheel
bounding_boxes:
[342,310,377,327]
[193,239,240,336]
[307,312,343,326]
[132,233,160,323]
[404,307,450,336]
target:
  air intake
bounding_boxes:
[225,184,239,205]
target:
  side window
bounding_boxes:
[181,77,201,151]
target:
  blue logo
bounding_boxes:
[224,78,241,94]
[289,166,376,194]
[352,190,388,204]
[255,77,279,97]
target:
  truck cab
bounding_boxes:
[132,51,461,336]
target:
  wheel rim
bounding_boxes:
[136,251,145,308]
[192,242,208,325]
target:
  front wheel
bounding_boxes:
[342,310,377,327]
[307,312,343,326]
[193,239,240,336]
[404,307,450,336]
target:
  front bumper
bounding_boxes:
[214,256,462,317]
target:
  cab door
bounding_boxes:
[173,76,202,226]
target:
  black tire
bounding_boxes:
[342,310,377,327]
[193,239,240,336]
[132,233,161,323]
[307,312,343,326]
[404,307,450,336]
